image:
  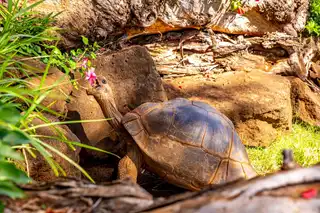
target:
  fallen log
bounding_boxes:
[2,150,320,213]
[136,150,320,213]
[1,178,153,213]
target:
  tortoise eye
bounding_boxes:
[102,79,106,84]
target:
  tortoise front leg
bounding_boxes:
[118,142,143,183]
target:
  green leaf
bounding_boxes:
[68,60,77,69]
[93,41,100,49]
[0,104,21,124]
[76,48,83,55]
[0,161,30,184]
[70,49,76,56]
[0,143,23,160]
[0,201,4,213]
[0,180,25,199]
[1,130,30,145]
[90,52,96,59]
[52,47,62,56]
[81,36,89,45]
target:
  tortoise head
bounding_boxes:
[87,75,114,100]
[86,75,123,130]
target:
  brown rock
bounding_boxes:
[94,45,168,114]
[81,164,115,183]
[164,71,292,147]
[289,77,320,126]
[67,46,167,158]
[26,69,72,114]
[26,113,81,182]
[4,57,60,80]
[311,62,320,79]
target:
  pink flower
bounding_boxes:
[81,57,89,69]
[85,67,97,86]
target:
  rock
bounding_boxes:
[258,0,309,35]
[163,71,292,147]
[7,57,59,78]
[289,77,320,126]
[25,113,81,182]
[81,164,115,183]
[30,0,309,48]
[26,68,72,114]
[93,45,168,114]
[67,46,167,158]
[310,62,320,84]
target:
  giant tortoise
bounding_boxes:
[87,75,257,191]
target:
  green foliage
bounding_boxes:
[0,0,100,76]
[0,0,112,209]
[247,122,320,175]
[0,0,57,57]
[230,0,242,11]
[0,103,31,205]
[22,35,101,76]
[306,0,320,35]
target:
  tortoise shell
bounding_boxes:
[122,98,257,191]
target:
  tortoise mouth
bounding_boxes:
[93,79,101,89]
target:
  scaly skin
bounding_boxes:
[87,76,143,183]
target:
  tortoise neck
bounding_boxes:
[95,93,123,131]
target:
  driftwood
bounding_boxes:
[137,168,320,213]
[137,155,320,213]
[2,178,153,213]
[32,0,309,49]
[125,30,320,91]
[3,150,320,213]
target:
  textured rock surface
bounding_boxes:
[30,0,309,48]
[163,71,292,147]
[67,46,167,159]
[26,113,81,182]
[93,45,168,114]
[289,77,320,126]
[26,68,72,114]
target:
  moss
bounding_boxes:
[246,122,320,175]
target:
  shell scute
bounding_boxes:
[167,104,208,147]
[142,105,175,136]
[202,112,232,157]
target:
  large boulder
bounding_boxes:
[30,0,309,48]
[289,77,320,126]
[163,71,292,147]
[26,67,73,114]
[25,113,81,182]
[67,46,167,159]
